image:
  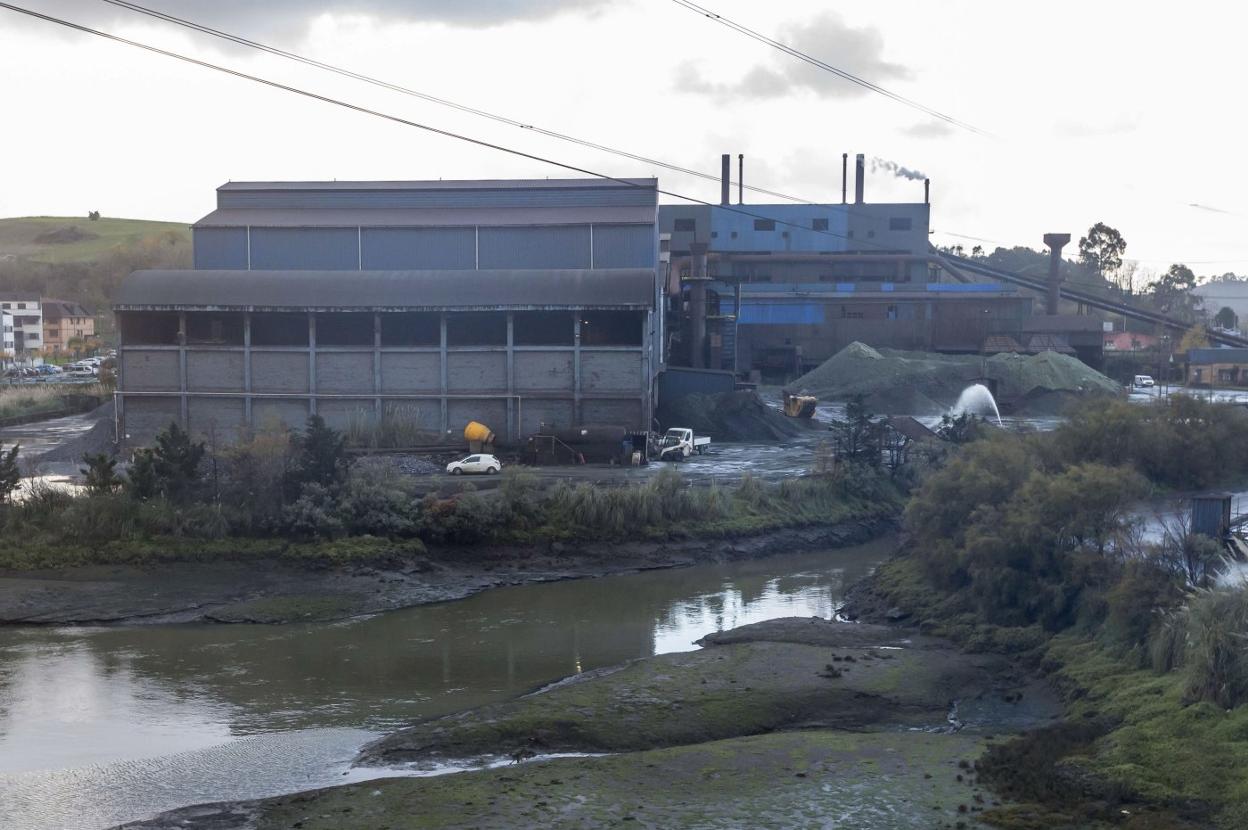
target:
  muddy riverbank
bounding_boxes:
[116,616,1059,830]
[0,516,896,626]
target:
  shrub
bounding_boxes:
[338,467,416,537]
[0,443,18,504]
[1179,586,1248,709]
[286,415,351,496]
[281,482,345,540]
[81,452,121,495]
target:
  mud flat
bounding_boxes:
[117,617,1059,830]
[0,517,895,626]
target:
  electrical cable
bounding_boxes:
[0,1,908,252]
[668,0,990,137]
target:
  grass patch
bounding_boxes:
[0,383,106,421]
[0,216,189,264]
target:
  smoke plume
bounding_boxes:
[871,157,927,181]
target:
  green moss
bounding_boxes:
[257,731,997,830]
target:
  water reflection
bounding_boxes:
[0,537,891,828]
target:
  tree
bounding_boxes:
[1078,222,1127,281]
[286,415,351,496]
[831,395,878,465]
[1179,324,1209,354]
[0,443,20,504]
[1149,263,1200,318]
[971,245,984,258]
[81,452,121,495]
[1214,306,1238,330]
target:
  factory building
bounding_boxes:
[115,178,662,445]
[659,154,1036,379]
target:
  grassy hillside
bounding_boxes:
[0,216,192,343]
[0,216,189,264]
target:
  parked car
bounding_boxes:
[1133,374,1156,388]
[446,454,502,475]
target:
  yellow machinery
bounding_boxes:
[783,392,818,418]
[464,421,496,453]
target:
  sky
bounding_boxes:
[1,0,1246,279]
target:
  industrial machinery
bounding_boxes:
[464,421,496,454]
[783,391,818,418]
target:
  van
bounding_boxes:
[1133,375,1156,388]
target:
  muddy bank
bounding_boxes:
[115,617,1057,830]
[360,616,1054,766]
[0,516,896,626]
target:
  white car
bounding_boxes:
[1133,374,1156,388]
[446,454,502,475]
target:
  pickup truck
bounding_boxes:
[656,427,710,461]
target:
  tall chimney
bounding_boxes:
[720,154,730,206]
[841,153,848,204]
[1042,233,1071,316]
[924,178,930,205]
[737,154,744,205]
[854,153,865,204]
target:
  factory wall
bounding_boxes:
[117,309,652,446]
[192,223,657,270]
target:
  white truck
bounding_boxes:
[656,427,710,461]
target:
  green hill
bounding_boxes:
[0,216,190,264]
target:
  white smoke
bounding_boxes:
[871,157,927,181]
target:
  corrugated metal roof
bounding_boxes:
[218,178,657,192]
[115,269,656,311]
[193,205,657,229]
[1190,347,1248,364]
[41,299,94,319]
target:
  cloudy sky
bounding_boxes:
[1,0,1245,277]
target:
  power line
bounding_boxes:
[0,1,905,253]
[97,0,817,205]
[668,0,991,137]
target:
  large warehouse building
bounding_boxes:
[115,178,662,445]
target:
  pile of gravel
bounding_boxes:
[38,401,119,462]
[657,389,812,442]
[790,342,1120,415]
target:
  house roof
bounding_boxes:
[982,334,1023,353]
[1189,347,1248,365]
[114,269,657,311]
[41,299,93,319]
[1026,334,1076,354]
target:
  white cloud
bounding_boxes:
[674,11,910,100]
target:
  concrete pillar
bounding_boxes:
[573,314,582,426]
[1043,233,1072,316]
[439,313,448,436]
[177,311,188,426]
[243,312,252,428]
[373,312,382,420]
[308,312,317,416]
[506,312,515,442]
[689,242,709,369]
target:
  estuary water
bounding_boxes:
[0,537,893,829]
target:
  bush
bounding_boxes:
[281,482,345,540]
[339,467,416,537]
[1178,586,1248,709]
[286,415,351,496]
[0,443,18,504]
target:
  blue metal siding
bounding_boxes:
[738,303,825,324]
[479,226,591,269]
[249,227,359,270]
[193,227,248,269]
[219,187,654,211]
[361,227,474,269]
[592,224,655,268]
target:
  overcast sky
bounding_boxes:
[1,0,1245,278]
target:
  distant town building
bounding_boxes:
[1188,347,1248,387]
[41,299,96,353]
[0,294,43,354]
[1104,331,1159,352]
[115,178,662,445]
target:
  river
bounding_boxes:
[0,537,892,830]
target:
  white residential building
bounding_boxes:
[0,294,43,356]
[1,310,15,366]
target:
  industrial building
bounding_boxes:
[657,154,1106,380]
[115,178,662,445]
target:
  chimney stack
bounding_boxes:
[854,153,865,204]
[924,178,930,205]
[720,154,730,205]
[738,154,744,205]
[841,153,848,204]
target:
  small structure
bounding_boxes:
[1187,347,1248,387]
[1191,494,1232,541]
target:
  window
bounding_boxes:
[514,311,573,346]
[889,217,913,231]
[812,218,829,231]
[381,312,440,347]
[753,219,776,231]
[579,310,643,346]
[447,312,506,346]
[673,218,696,232]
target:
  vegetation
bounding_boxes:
[869,395,1248,826]
[0,418,899,571]
[0,383,107,422]
[1078,221,1127,281]
[0,443,19,504]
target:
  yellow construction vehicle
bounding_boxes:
[464,421,496,453]
[783,392,817,418]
